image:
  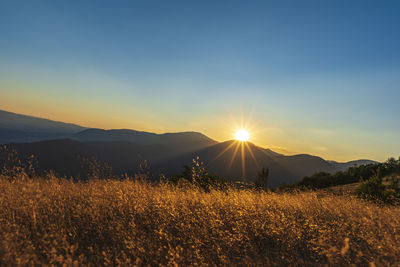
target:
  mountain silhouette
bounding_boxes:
[154,140,355,187]
[154,140,294,186]
[2,138,377,187]
[71,128,217,154]
[328,160,377,171]
[0,110,86,144]
[0,110,217,155]
[0,109,377,186]
[4,139,173,177]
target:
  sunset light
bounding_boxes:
[235,129,250,141]
[1,2,399,265]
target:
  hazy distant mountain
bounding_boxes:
[0,110,217,154]
[273,154,337,179]
[71,128,217,154]
[0,110,86,144]
[328,160,378,171]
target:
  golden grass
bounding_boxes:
[0,177,399,266]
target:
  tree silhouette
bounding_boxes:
[255,167,269,190]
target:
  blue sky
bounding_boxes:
[1,0,400,161]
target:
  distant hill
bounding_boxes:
[71,128,217,154]
[0,110,217,154]
[328,160,378,171]
[0,110,86,144]
[272,154,337,179]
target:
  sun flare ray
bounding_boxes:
[228,141,241,169]
[213,141,236,161]
[241,141,246,180]
[245,142,260,169]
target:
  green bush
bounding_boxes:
[356,169,400,204]
[355,169,385,201]
[280,157,400,191]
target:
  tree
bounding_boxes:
[255,167,269,190]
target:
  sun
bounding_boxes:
[235,129,250,141]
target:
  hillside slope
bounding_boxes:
[0,110,86,144]
[155,140,344,187]
[4,139,172,177]
[71,128,217,154]
[2,138,378,187]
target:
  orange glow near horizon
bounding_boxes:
[0,101,387,162]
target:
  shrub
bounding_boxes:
[169,157,228,191]
[0,146,37,181]
[356,169,400,204]
[355,169,386,202]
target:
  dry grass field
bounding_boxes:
[0,177,399,266]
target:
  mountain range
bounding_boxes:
[72,128,217,155]
[0,110,86,143]
[0,109,377,186]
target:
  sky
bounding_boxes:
[1,0,400,161]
